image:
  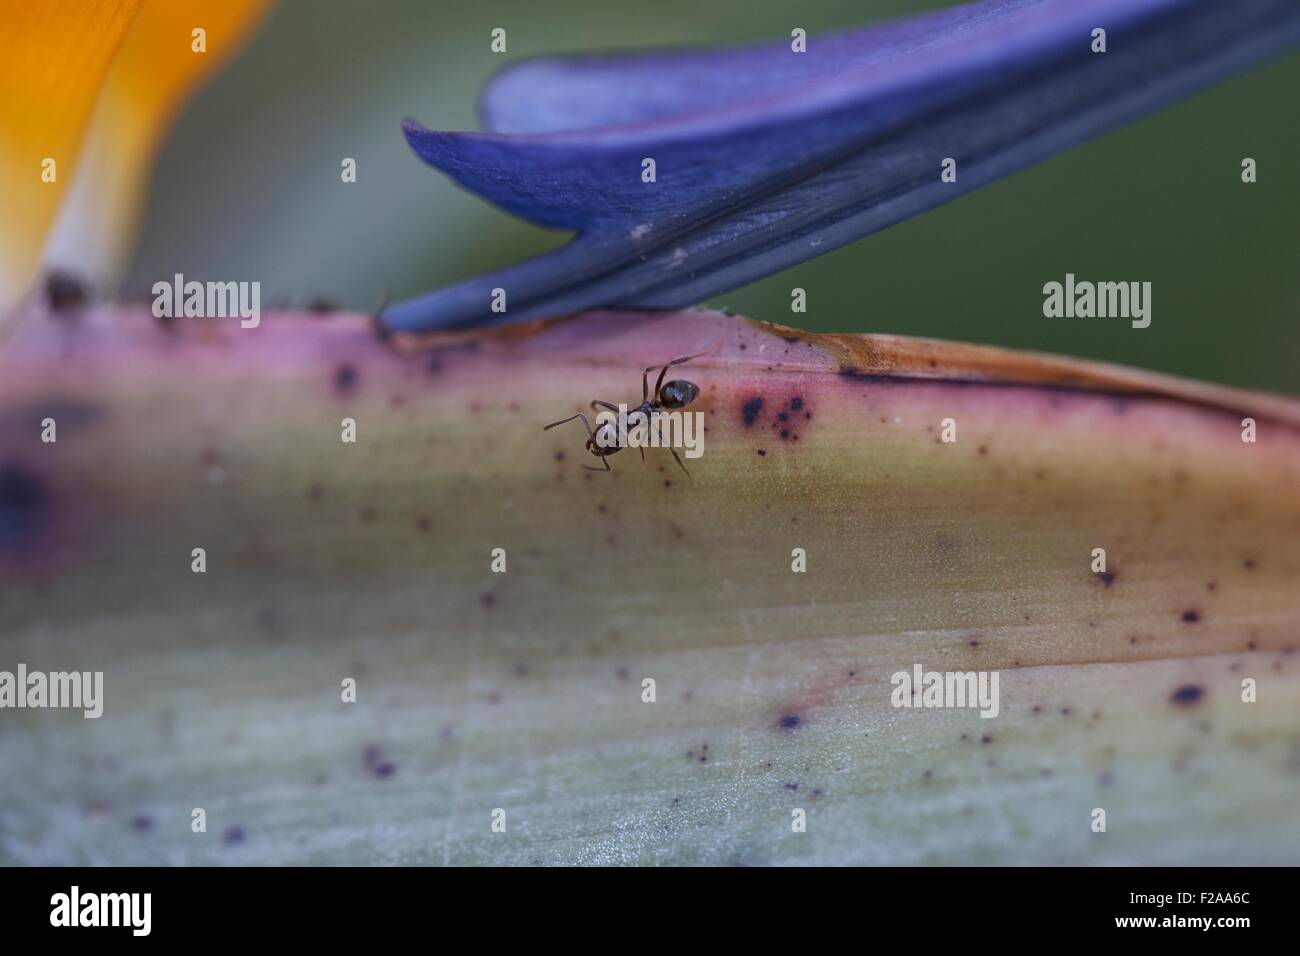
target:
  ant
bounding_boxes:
[545,353,703,475]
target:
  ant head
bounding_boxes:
[658,379,699,409]
[587,417,621,456]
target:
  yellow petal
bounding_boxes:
[0,0,142,305]
[42,0,275,284]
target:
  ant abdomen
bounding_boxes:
[659,380,699,409]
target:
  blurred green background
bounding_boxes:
[126,0,1300,394]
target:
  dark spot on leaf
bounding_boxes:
[1098,571,1116,587]
[221,825,247,846]
[980,735,992,745]
[757,449,766,457]
[1243,558,1256,571]
[1182,609,1201,623]
[0,464,50,552]
[480,592,496,609]
[334,363,358,393]
[130,814,155,832]
[741,397,764,426]
[363,744,397,778]
[778,713,801,731]
[306,297,337,314]
[44,270,88,312]
[1170,685,1204,706]
[790,397,803,410]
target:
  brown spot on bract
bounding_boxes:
[0,464,50,553]
[363,744,397,779]
[44,270,88,312]
[334,363,358,393]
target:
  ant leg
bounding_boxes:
[547,414,613,473]
[655,420,691,477]
[543,412,597,445]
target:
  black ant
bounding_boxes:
[545,353,703,475]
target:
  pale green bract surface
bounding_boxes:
[1,307,1297,865]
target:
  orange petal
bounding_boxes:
[42,0,276,284]
[0,0,143,305]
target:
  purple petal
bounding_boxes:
[384,0,1300,332]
